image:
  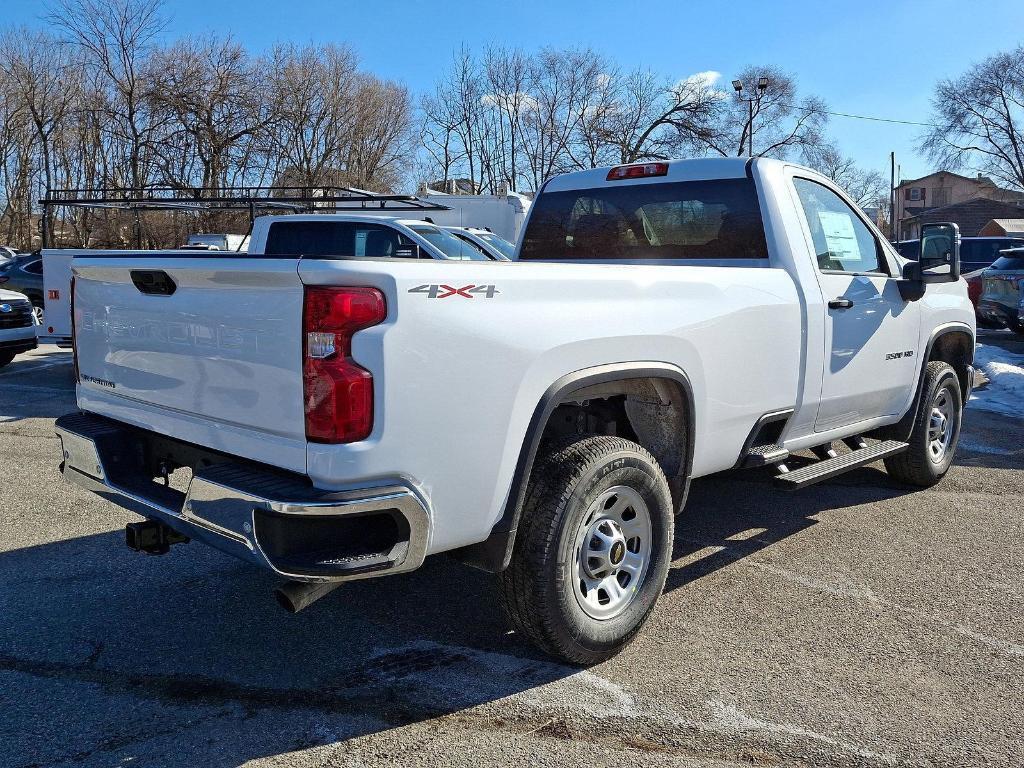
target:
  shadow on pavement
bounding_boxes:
[0,350,76,423]
[0,528,579,767]
[668,464,907,592]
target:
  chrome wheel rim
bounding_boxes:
[927,385,956,463]
[32,306,43,325]
[573,485,652,621]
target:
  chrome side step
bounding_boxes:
[773,439,908,490]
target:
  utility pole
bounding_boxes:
[890,152,896,241]
[732,77,770,156]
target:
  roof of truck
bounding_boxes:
[253,214,446,228]
[544,157,774,192]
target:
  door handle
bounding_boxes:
[828,297,854,309]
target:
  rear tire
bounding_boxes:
[884,361,962,487]
[498,435,674,665]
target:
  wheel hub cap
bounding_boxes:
[927,386,956,463]
[573,486,653,621]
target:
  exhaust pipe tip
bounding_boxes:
[274,579,342,614]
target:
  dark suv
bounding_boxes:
[0,254,44,323]
[895,236,1024,272]
[977,249,1024,334]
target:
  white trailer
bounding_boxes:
[351,192,531,244]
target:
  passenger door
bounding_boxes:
[791,177,921,432]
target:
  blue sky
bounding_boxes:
[7,0,1024,183]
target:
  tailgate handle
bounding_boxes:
[130,270,176,296]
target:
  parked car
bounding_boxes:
[893,240,919,259]
[894,236,1024,273]
[443,226,514,260]
[0,254,44,323]
[963,268,987,315]
[0,245,19,265]
[56,157,974,665]
[0,288,38,367]
[977,248,1024,334]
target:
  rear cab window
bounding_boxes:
[519,178,768,261]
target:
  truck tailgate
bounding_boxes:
[73,257,307,472]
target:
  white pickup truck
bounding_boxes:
[56,157,975,664]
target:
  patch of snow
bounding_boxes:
[968,342,1024,417]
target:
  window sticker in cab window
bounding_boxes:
[817,211,859,263]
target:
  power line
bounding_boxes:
[814,108,937,128]
[780,103,938,128]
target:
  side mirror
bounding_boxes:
[918,222,960,283]
[898,260,925,301]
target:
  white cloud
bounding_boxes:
[680,70,722,90]
[480,91,539,113]
[674,70,729,101]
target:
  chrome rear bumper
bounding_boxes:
[55,412,429,583]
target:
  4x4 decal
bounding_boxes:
[408,284,500,299]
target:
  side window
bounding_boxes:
[23,260,43,274]
[793,178,887,274]
[264,222,412,258]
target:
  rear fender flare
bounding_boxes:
[452,361,695,572]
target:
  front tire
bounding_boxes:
[884,361,962,487]
[0,351,14,368]
[498,435,674,665]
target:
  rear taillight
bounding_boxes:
[606,162,669,181]
[302,286,386,443]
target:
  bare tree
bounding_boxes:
[263,44,412,192]
[47,0,167,191]
[803,142,887,207]
[707,65,827,158]
[516,48,604,189]
[343,75,414,192]
[595,68,719,164]
[146,36,268,192]
[0,70,34,246]
[264,43,359,189]
[921,46,1024,191]
[0,30,80,207]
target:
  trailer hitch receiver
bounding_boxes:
[125,520,189,555]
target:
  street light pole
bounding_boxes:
[748,98,754,156]
[732,77,770,157]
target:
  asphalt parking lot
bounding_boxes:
[1,333,1022,768]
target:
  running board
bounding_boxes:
[773,440,908,490]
